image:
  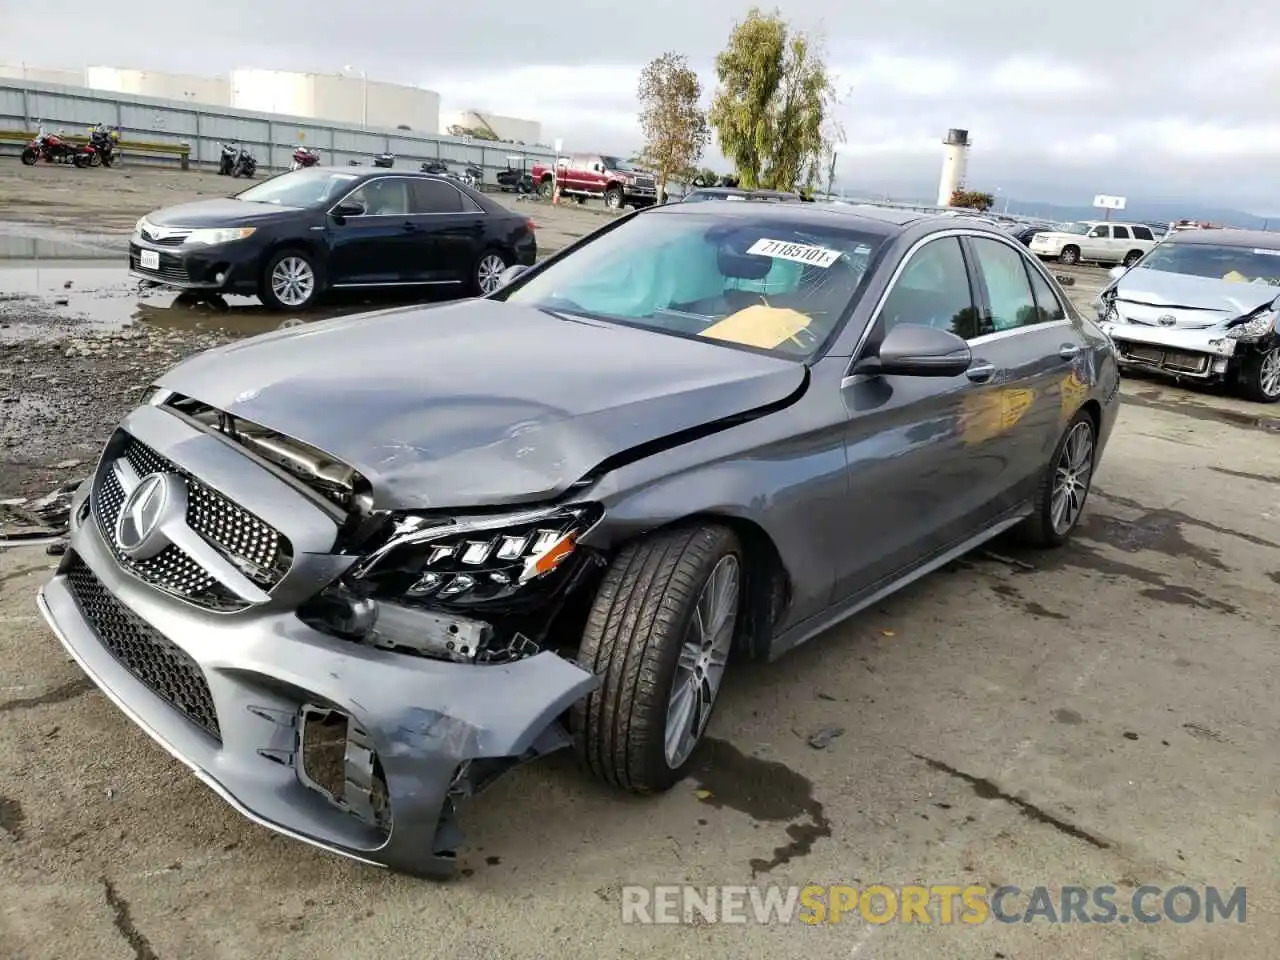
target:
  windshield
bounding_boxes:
[500,211,885,360]
[1055,222,1091,235]
[1135,242,1280,284]
[234,169,360,208]
[602,156,639,172]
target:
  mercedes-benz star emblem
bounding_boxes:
[114,471,186,560]
[1158,315,1177,327]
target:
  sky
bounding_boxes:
[5,0,1280,212]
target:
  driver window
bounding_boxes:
[877,237,981,342]
[346,178,410,216]
[1088,225,1108,239]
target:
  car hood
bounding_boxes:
[154,299,808,511]
[1113,269,1280,329]
[146,198,304,228]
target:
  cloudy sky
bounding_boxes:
[5,0,1280,211]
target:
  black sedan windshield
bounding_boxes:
[1138,242,1280,284]
[235,169,361,208]
[502,211,885,359]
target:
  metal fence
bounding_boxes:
[0,78,558,186]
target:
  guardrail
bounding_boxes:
[0,128,191,168]
[0,77,557,184]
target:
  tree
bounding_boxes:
[637,52,710,202]
[820,114,846,198]
[707,7,836,191]
[950,189,995,212]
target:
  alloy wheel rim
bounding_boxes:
[1260,348,1280,398]
[477,255,505,294]
[1051,421,1095,535]
[664,554,739,769]
[271,257,315,307]
[607,192,620,209]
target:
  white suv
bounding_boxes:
[1029,221,1158,267]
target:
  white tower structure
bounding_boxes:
[937,128,971,207]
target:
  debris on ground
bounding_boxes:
[0,477,82,542]
[805,726,846,750]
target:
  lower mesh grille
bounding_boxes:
[65,557,221,742]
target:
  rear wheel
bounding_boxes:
[538,177,554,198]
[1017,410,1096,547]
[1238,346,1280,403]
[1058,245,1080,265]
[1122,250,1143,267]
[572,524,743,793]
[473,249,509,295]
[260,249,321,311]
[73,153,91,169]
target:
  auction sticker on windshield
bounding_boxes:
[748,238,841,268]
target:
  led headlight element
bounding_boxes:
[185,226,256,246]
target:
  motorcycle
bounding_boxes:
[230,145,257,178]
[290,145,320,170]
[20,124,93,167]
[420,159,448,174]
[85,123,120,167]
[217,142,238,175]
[372,152,395,168]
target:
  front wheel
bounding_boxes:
[604,186,624,210]
[73,153,91,169]
[1016,410,1096,547]
[473,249,509,295]
[537,178,554,198]
[20,147,37,166]
[1122,250,1143,267]
[572,524,743,793]
[1237,345,1280,403]
[260,249,321,311]
[1058,245,1081,265]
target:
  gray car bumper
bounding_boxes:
[39,470,598,878]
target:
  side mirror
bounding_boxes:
[1108,265,1126,281]
[332,200,366,219]
[496,264,529,289]
[854,323,973,378]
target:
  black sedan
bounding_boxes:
[129,167,537,310]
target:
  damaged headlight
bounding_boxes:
[352,503,604,607]
[1225,306,1279,341]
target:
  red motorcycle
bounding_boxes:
[20,125,95,167]
[290,145,320,171]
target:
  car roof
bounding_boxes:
[309,165,454,180]
[1161,227,1280,249]
[686,187,802,201]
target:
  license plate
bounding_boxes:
[140,250,160,271]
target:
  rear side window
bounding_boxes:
[969,237,1040,332]
[1088,225,1109,238]
[1132,226,1154,241]
[878,237,980,340]
[1112,226,1131,240]
[1026,265,1067,322]
[411,179,464,213]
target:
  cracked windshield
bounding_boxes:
[1,1,1276,959]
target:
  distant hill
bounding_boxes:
[836,180,1280,230]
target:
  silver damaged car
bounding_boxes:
[39,202,1121,877]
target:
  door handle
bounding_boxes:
[966,361,995,383]
[1059,343,1080,360]
[402,221,418,231]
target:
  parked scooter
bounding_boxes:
[372,152,395,168]
[290,145,320,170]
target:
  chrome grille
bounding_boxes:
[93,434,292,609]
[140,225,191,246]
[65,556,221,742]
[1117,342,1210,374]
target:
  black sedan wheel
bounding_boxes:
[572,524,742,793]
[1018,411,1096,547]
[261,250,321,311]
[473,250,509,296]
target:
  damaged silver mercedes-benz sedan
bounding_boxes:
[1097,227,1280,402]
[38,201,1120,876]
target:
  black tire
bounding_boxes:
[73,153,90,169]
[20,147,37,166]
[259,248,322,311]
[1237,345,1280,403]
[571,524,743,794]
[1122,250,1143,267]
[604,185,624,210]
[1016,409,1097,547]
[472,248,510,296]
[537,177,554,198]
[1058,245,1080,265]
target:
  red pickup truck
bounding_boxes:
[531,154,659,209]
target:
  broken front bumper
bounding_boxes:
[38,476,597,878]
[1098,320,1236,379]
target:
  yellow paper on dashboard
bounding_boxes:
[699,305,811,349]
